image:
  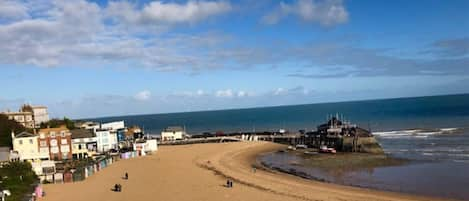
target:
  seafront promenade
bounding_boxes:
[40,142,452,201]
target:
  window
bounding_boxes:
[50,132,56,137]
[61,139,68,145]
[50,139,58,146]
[78,144,82,150]
[40,147,49,153]
[29,139,33,144]
[61,131,66,137]
[18,140,23,145]
[40,140,47,147]
[39,133,45,139]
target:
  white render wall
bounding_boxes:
[161,131,183,141]
[95,130,118,152]
[32,107,49,126]
[101,121,125,131]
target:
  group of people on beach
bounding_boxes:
[226,179,234,188]
[113,172,129,192]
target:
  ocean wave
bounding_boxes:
[373,127,461,139]
[440,128,458,132]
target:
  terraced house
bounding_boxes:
[38,126,72,161]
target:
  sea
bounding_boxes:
[89,93,469,200]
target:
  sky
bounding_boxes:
[0,0,468,119]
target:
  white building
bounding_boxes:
[133,139,158,155]
[101,121,125,131]
[161,126,185,141]
[29,106,49,126]
[95,129,118,152]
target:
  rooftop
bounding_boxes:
[71,129,96,139]
[14,131,36,138]
[39,125,70,134]
[164,126,184,132]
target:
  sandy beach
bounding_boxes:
[41,142,455,201]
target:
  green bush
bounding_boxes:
[0,161,38,201]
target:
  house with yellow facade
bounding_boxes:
[71,129,98,159]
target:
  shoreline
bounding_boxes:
[41,142,456,201]
[201,141,456,201]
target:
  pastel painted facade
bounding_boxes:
[71,129,97,159]
[11,131,49,161]
[38,126,72,161]
[3,111,35,128]
[161,126,185,141]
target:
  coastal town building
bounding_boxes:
[95,129,118,152]
[2,111,35,129]
[161,126,185,141]
[11,131,57,181]
[11,131,49,161]
[77,121,100,131]
[38,126,73,161]
[133,139,158,155]
[126,126,143,140]
[71,129,98,159]
[21,105,49,127]
[101,121,125,131]
[101,121,126,146]
[1,104,50,129]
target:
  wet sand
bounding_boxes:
[41,142,455,201]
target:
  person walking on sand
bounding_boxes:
[125,172,128,180]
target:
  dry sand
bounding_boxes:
[41,142,455,201]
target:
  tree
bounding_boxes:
[0,114,26,147]
[39,117,75,130]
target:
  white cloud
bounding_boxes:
[106,0,231,26]
[142,1,231,24]
[273,88,285,95]
[0,1,29,21]
[134,90,151,101]
[237,90,247,97]
[215,89,234,98]
[262,0,348,26]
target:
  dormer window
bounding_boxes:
[61,131,66,137]
[50,131,56,137]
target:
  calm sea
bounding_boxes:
[90,93,469,200]
[89,94,469,134]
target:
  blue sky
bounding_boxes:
[0,0,468,118]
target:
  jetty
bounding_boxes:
[163,116,383,154]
